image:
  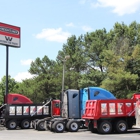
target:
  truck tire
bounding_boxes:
[6,120,17,130]
[21,119,30,129]
[52,121,65,133]
[37,120,45,131]
[66,120,79,132]
[115,120,128,133]
[97,121,112,134]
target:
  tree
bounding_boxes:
[6,21,140,101]
[77,29,109,87]
[0,76,18,104]
[57,35,88,89]
[25,55,62,102]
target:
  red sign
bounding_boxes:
[0,22,20,48]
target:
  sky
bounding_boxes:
[0,0,140,82]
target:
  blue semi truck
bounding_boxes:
[34,87,116,132]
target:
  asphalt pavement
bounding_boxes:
[0,126,140,140]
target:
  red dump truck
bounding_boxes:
[82,93,140,134]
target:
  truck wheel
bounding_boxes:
[115,120,128,133]
[52,121,65,133]
[6,120,17,130]
[21,119,30,129]
[37,121,45,131]
[66,121,79,132]
[98,121,112,134]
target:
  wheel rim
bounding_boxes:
[10,122,16,129]
[102,123,110,132]
[39,122,44,129]
[23,121,30,128]
[118,123,126,131]
[56,123,64,131]
[70,122,78,130]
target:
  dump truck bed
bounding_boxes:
[1,100,60,121]
[82,99,136,120]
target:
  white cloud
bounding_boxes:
[91,0,140,16]
[35,28,71,43]
[66,22,75,27]
[21,59,33,66]
[14,72,35,82]
[82,26,93,32]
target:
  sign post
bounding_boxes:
[0,22,20,103]
[6,45,9,103]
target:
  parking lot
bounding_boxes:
[0,127,140,140]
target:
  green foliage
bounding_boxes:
[1,21,140,102]
[57,35,88,89]
[79,70,106,88]
[0,76,18,104]
[101,70,138,98]
[19,56,62,103]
